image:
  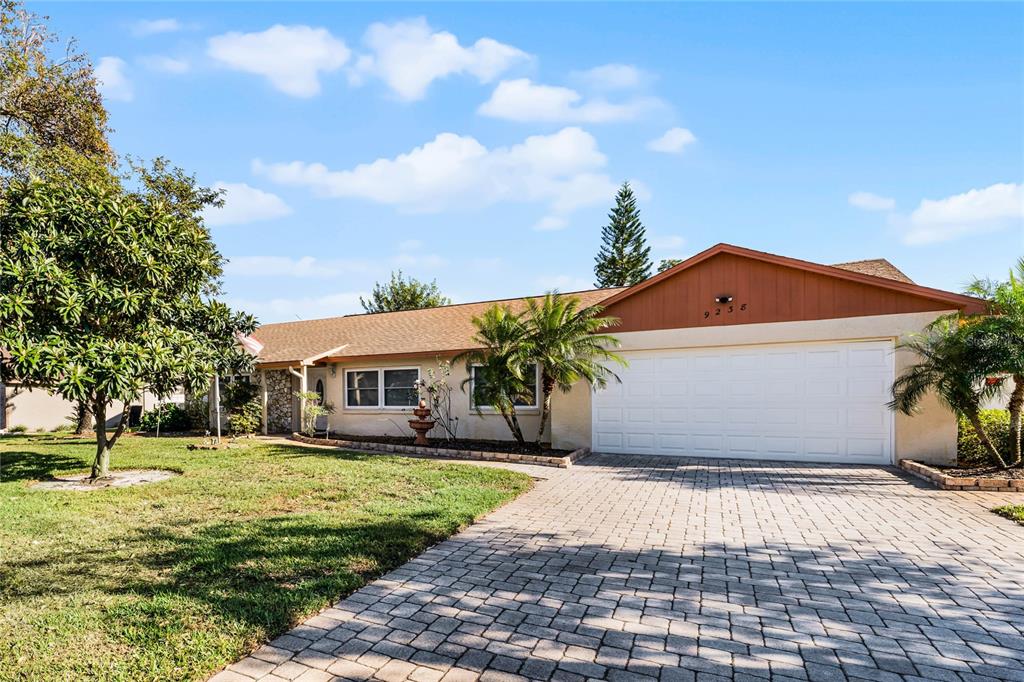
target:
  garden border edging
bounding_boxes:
[899,459,1024,491]
[290,433,589,468]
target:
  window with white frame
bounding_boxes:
[470,364,539,409]
[345,368,420,408]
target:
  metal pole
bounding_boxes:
[213,374,221,441]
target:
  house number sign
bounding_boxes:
[704,303,747,319]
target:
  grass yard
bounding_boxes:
[0,435,532,682]
[993,504,1024,526]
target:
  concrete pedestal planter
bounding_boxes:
[290,433,589,468]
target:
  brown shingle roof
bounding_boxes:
[252,288,624,365]
[830,259,914,283]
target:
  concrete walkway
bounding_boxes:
[213,455,1024,682]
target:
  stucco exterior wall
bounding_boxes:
[550,310,960,465]
[1,386,178,432]
[305,357,549,443]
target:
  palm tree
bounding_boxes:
[456,305,533,445]
[520,293,626,445]
[890,316,1008,468]
[966,257,1024,466]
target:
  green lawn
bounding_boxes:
[994,504,1024,526]
[0,435,532,682]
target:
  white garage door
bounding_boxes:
[592,340,894,464]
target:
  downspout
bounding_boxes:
[287,366,306,433]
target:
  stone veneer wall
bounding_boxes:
[265,370,293,433]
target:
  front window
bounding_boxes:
[471,364,538,409]
[346,370,379,407]
[384,369,419,407]
[345,368,420,408]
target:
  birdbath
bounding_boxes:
[408,399,435,446]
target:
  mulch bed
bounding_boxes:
[318,433,571,456]
[935,465,1024,480]
[900,459,1024,491]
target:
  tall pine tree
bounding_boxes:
[594,182,652,287]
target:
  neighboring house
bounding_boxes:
[243,244,985,465]
[0,383,183,433]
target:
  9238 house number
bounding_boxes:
[704,303,747,319]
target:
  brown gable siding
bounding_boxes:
[604,252,963,333]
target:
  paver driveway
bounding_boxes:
[214,456,1024,682]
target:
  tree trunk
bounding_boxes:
[535,373,556,445]
[91,399,109,479]
[89,398,130,480]
[499,406,525,445]
[966,408,1008,469]
[1008,374,1024,467]
[74,401,93,435]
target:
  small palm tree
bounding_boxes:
[966,257,1024,466]
[521,293,626,445]
[890,316,1008,468]
[456,305,533,445]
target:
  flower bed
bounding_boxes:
[291,433,589,468]
[899,460,1024,491]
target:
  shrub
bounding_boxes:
[228,397,261,436]
[958,410,1016,467]
[139,403,195,433]
[182,397,210,430]
[8,424,27,433]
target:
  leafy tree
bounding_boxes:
[456,306,533,445]
[890,317,1007,467]
[966,258,1024,466]
[520,294,625,444]
[594,182,651,288]
[0,1,111,178]
[657,258,683,273]
[72,399,91,434]
[360,270,451,314]
[0,166,256,479]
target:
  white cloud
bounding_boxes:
[651,235,686,250]
[397,239,423,251]
[225,256,352,278]
[479,79,658,123]
[207,25,350,97]
[535,274,593,292]
[352,18,529,101]
[131,18,182,37]
[232,291,366,322]
[574,63,646,90]
[903,183,1023,245]
[848,191,896,212]
[253,126,618,219]
[224,251,447,279]
[647,127,696,154]
[533,216,568,231]
[139,55,189,74]
[95,57,133,102]
[203,182,292,227]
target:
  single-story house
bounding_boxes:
[244,243,985,465]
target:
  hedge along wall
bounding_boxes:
[958,409,1016,466]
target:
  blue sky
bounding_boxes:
[43,2,1023,323]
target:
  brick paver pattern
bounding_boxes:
[213,455,1024,682]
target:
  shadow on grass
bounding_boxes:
[2,504,468,638]
[0,447,91,482]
